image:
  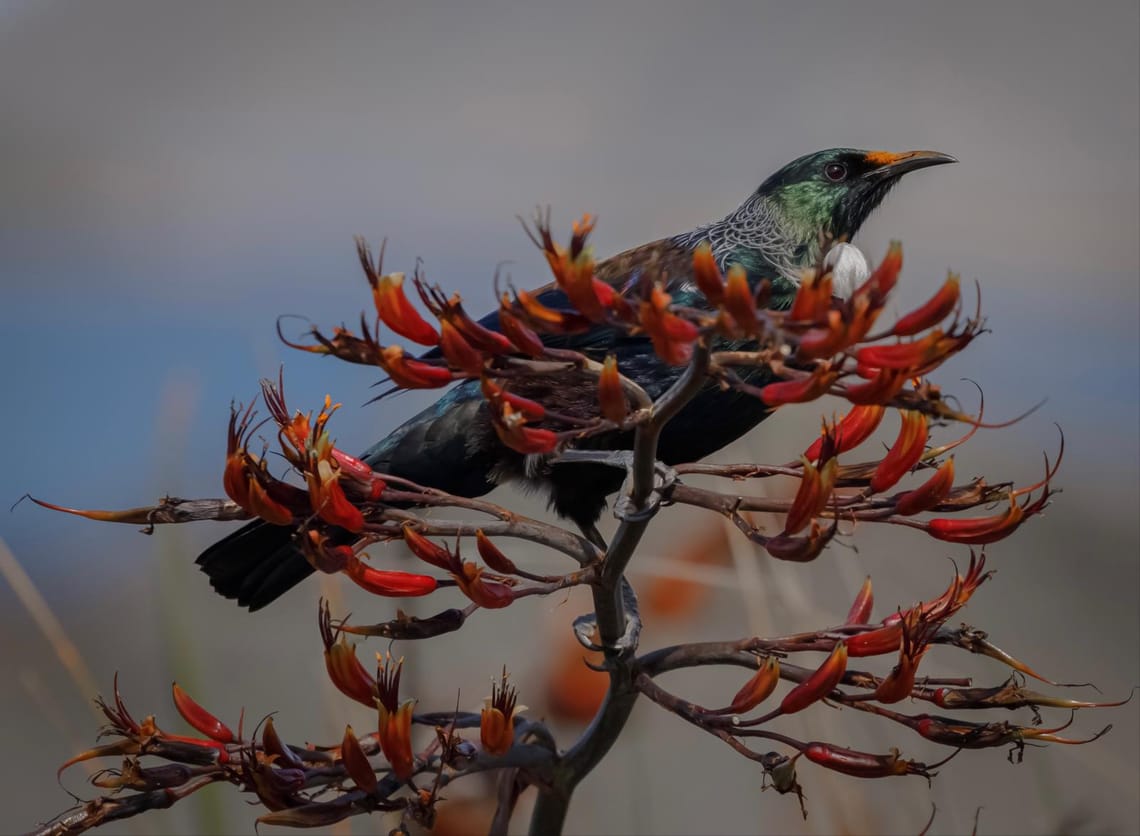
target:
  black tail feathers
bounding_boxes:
[195,521,315,611]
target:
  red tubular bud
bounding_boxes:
[892,274,961,337]
[640,286,699,366]
[764,520,835,562]
[723,265,759,333]
[340,725,378,794]
[760,367,838,407]
[780,642,848,714]
[597,355,630,423]
[247,477,294,525]
[475,529,519,575]
[796,310,849,360]
[843,369,908,405]
[344,556,438,598]
[803,743,911,778]
[845,576,874,625]
[171,683,234,744]
[727,656,781,714]
[692,242,724,305]
[807,404,885,460]
[439,319,486,375]
[895,457,956,515]
[852,241,902,302]
[788,271,833,323]
[870,410,928,493]
[491,402,559,454]
[926,497,1026,544]
[453,561,516,609]
[846,624,903,657]
[370,271,440,347]
[480,376,546,422]
[784,456,838,535]
[402,526,455,571]
[321,618,378,709]
[498,304,546,356]
[380,345,454,389]
[856,330,944,371]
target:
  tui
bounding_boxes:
[198,148,955,609]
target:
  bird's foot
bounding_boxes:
[613,459,676,523]
[572,578,642,658]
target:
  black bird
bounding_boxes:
[198,148,955,609]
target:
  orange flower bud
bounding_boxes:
[370,271,440,347]
[796,310,849,360]
[788,270,833,323]
[764,520,835,562]
[247,476,295,525]
[439,319,485,375]
[475,529,518,575]
[380,345,454,389]
[340,725,378,793]
[453,561,516,609]
[171,683,234,744]
[514,288,591,334]
[320,607,378,708]
[855,330,945,372]
[874,609,937,703]
[927,495,1034,544]
[845,576,874,625]
[780,642,847,714]
[402,525,455,572]
[852,241,902,303]
[307,470,365,533]
[640,286,699,365]
[497,304,546,356]
[692,242,724,305]
[376,654,416,782]
[759,367,838,407]
[843,368,908,406]
[784,456,838,535]
[846,623,903,657]
[870,410,927,493]
[481,668,524,756]
[802,743,914,778]
[806,404,885,460]
[727,655,781,714]
[723,264,759,333]
[894,457,955,516]
[480,376,546,422]
[344,555,439,598]
[892,274,961,337]
[491,401,559,455]
[597,355,629,423]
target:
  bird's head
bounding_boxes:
[758,148,956,242]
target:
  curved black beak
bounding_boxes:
[864,150,957,179]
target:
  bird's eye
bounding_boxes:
[824,162,848,182]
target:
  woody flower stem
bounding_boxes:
[529,345,710,836]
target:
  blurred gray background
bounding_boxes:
[2,2,1137,834]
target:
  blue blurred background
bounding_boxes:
[2,2,1137,834]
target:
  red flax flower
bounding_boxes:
[453,559,517,609]
[873,607,941,703]
[845,576,875,625]
[894,456,955,516]
[723,264,760,335]
[801,743,948,780]
[481,668,525,756]
[870,409,928,493]
[719,655,781,715]
[892,273,961,337]
[692,242,725,305]
[320,604,378,708]
[379,345,454,389]
[784,450,838,536]
[759,365,839,407]
[805,404,885,460]
[376,653,416,782]
[597,355,630,423]
[305,431,365,533]
[355,236,439,347]
[538,213,608,322]
[780,641,848,714]
[640,285,699,365]
[491,401,559,455]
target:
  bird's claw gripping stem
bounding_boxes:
[573,578,642,657]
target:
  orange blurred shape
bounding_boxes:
[641,520,729,620]
[431,796,497,836]
[545,630,608,724]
